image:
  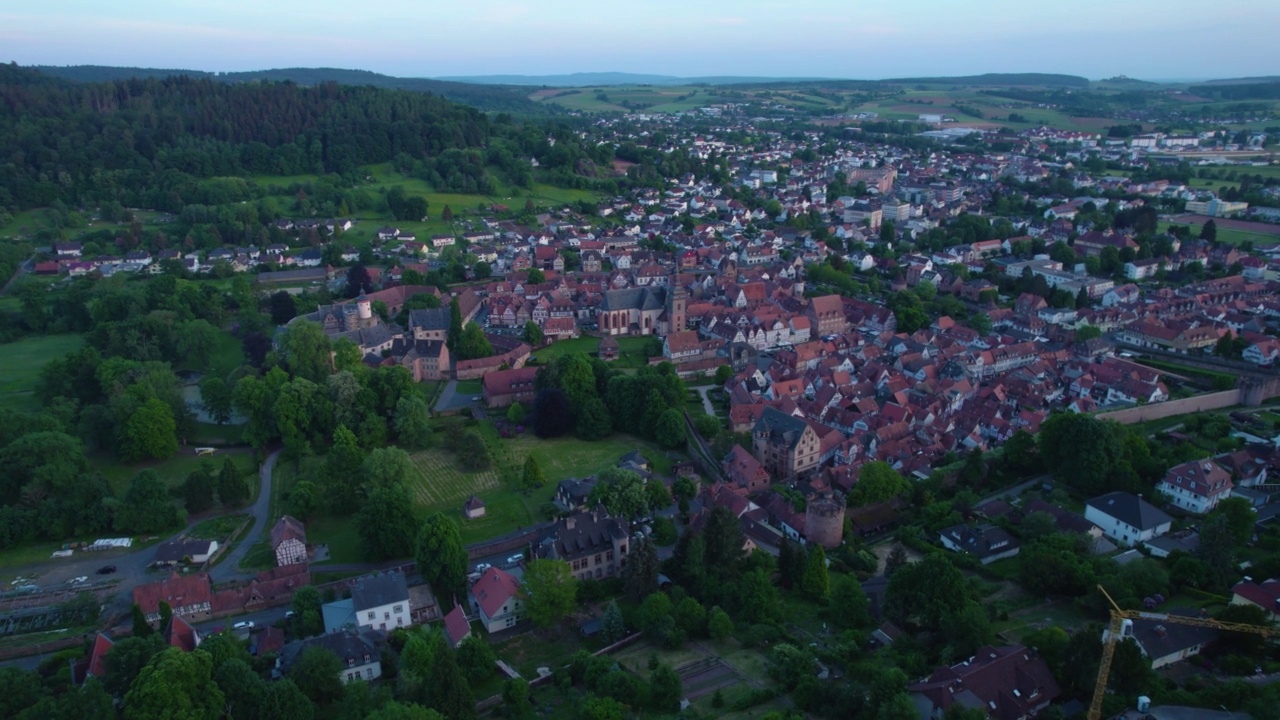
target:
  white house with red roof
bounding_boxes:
[1157,459,1233,514]
[470,567,524,633]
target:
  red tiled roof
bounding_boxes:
[472,567,521,619]
[443,604,472,647]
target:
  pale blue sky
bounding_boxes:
[1,0,1274,80]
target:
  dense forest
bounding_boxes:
[0,64,716,227]
[32,64,548,114]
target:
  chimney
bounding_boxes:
[565,516,576,531]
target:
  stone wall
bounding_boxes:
[1095,390,1241,425]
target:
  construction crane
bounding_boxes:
[1088,584,1276,720]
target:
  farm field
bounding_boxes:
[0,334,85,411]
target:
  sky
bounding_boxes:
[1,0,1276,81]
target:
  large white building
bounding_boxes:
[470,567,524,633]
[1157,460,1233,515]
[1084,492,1173,547]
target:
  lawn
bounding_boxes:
[0,334,84,410]
[189,514,252,541]
[492,626,596,677]
[96,448,258,497]
[1158,220,1280,247]
[276,427,680,557]
[534,335,658,368]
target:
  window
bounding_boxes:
[393,605,403,613]
[367,611,375,620]
[384,612,390,620]
[366,668,373,679]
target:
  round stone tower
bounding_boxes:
[357,292,372,321]
[804,494,845,549]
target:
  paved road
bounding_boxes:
[211,449,281,582]
[695,386,715,415]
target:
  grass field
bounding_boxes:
[1158,220,1280,247]
[96,448,258,498]
[0,334,84,411]
[277,426,680,559]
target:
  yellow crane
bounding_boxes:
[1088,584,1276,720]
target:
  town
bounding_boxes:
[1,60,1280,720]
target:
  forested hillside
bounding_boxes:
[0,65,617,216]
[33,64,547,113]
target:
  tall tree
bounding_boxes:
[521,559,577,629]
[624,537,660,601]
[426,648,476,720]
[588,467,648,520]
[119,397,178,461]
[801,544,830,599]
[648,663,683,713]
[270,291,298,325]
[447,298,463,352]
[182,464,217,515]
[520,456,545,490]
[123,648,225,720]
[218,457,252,508]
[116,469,184,534]
[522,321,543,347]
[288,646,344,706]
[848,461,909,507]
[357,485,418,561]
[198,376,234,425]
[393,395,434,450]
[416,514,469,611]
[279,320,332,384]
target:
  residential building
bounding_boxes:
[1084,492,1173,547]
[443,604,472,647]
[322,572,411,633]
[1231,578,1280,620]
[1156,459,1233,514]
[1105,612,1217,669]
[132,572,214,624]
[278,628,383,683]
[538,509,630,580]
[470,567,524,632]
[153,539,219,566]
[752,407,821,480]
[482,366,538,408]
[938,523,1021,564]
[271,515,307,567]
[908,645,1060,720]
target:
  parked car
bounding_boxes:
[475,563,492,572]
[284,611,296,619]
[233,621,255,630]
[506,554,524,565]
[96,565,117,574]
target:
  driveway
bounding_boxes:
[694,386,716,415]
[435,380,476,413]
[210,448,281,582]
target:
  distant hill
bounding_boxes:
[1194,76,1280,86]
[32,65,549,114]
[437,72,837,87]
[884,73,1090,87]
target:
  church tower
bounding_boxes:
[668,279,687,333]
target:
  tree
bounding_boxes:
[503,678,532,719]
[124,648,225,720]
[601,600,627,644]
[270,291,298,325]
[707,606,733,639]
[520,456,544,491]
[345,265,374,297]
[801,544,830,599]
[262,678,314,720]
[829,574,871,629]
[532,388,574,438]
[739,568,782,624]
[675,597,707,637]
[416,514,469,611]
[360,447,414,492]
[132,603,154,638]
[456,636,497,682]
[1213,497,1257,547]
[1019,534,1096,596]
[218,456,251,507]
[1076,324,1102,342]
[120,397,178,461]
[885,554,967,631]
[522,321,543,347]
[456,430,491,471]
[1200,219,1217,242]
[575,397,613,440]
[103,634,166,698]
[848,461,909,507]
[393,395,433,450]
[1038,413,1127,495]
[447,298,463,352]
[290,586,324,638]
[589,467,648,520]
[183,464,216,515]
[456,323,493,360]
[624,537,660,601]
[117,469,184,534]
[654,408,686,449]
[289,645,344,705]
[441,205,454,223]
[426,645,476,720]
[279,320,332,383]
[648,663,682,713]
[942,600,993,658]
[521,559,577,629]
[199,376,234,425]
[778,537,805,588]
[357,485,417,561]
[506,402,526,425]
[525,267,545,284]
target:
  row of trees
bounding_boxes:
[532,353,688,448]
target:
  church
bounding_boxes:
[597,281,686,336]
